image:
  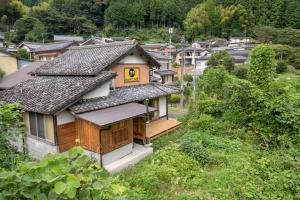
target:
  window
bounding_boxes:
[29,112,46,139]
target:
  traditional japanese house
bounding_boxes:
[0,41,181,173]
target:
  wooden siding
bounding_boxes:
[76,118,100,153]
[133,117,146,142]
[100,119,133,154]
[57,122,76,152]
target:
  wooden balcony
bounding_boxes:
[145,119,181,142]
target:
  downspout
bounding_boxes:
[144,99,150,123]
[98,129,103,168]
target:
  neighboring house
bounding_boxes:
[34,41,78,61]
[146,50,172,69]
[146,50,176,84]
[141,43,176,58]
[0,51,18,76]
[81,37,130,46]
[176,47,209,67]
[195,56,210,74]
[192,41,211,49]
[0,33,4,48]
[81,37,110,46]
[18,41,43,59]
[153,69,176,84]
[0,61,45,90]
[207,38,228,47]
[0,41,181,173]
[54,35,84,43]
[227,49,249,65]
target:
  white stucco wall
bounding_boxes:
[83,81,110,99]
[57,110,75,125]
[118,52,147,64]
[159,96,167,117]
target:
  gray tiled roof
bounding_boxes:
[154,69,176,76]
[0,71,116,115]
[54,35,84,42]
[69,83,180,114]
[146,51,171,60]
[32,41,160,76]
[19,41,43,50]
[0,61,45,90]
[34,41,77,52]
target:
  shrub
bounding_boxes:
[0,147,126,199]
[183,74,193,82]
[16,49,30,60]
[276,60,288,73]
[249,45,277,87]
[207,51,235,72]
[180,136,211,166]
[233,65,249,79]
[0,68,5,78]
[168,94,180,104]
[183,86,192,97]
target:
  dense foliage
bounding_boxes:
[0,147,126,199]
[0,102,26,169]
[249,45,277,87]
[207,51,235,72]
[1,0,299,43]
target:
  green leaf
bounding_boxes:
[111,184,126,195]
[48,190,58,200]
[54,181,66,195]
[67,174,81,188]
[68,147,84,158]
[66,187,77,199]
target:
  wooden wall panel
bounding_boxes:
[76,118,100,153]
[57,122,76,152]
[100,119,133,154]
[133,117,146,141]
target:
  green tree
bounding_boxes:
[16,49,30,60]
[13,16,46,43]
[249,45,277,87]
[207,51,235,72]
[0,0,28,26]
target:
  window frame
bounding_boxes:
[28,112,47,140]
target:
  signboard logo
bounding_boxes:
[124,67,140,82]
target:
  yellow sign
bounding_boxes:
[124,67,140,82]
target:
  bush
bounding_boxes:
[183,86,192,97]
[0,68,5,78]
[233,65,249,79]
[168,94,180,104]
[180,136,211,166]
[276,60,288,73]
[16,49,30,60]
[183,74,193,82]
[0,147,126,199]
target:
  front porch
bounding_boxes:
[145,119,181,142]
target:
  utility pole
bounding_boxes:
[168,27,173,69]
[180,35,186,109]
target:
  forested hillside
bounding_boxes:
[0,0,299,43]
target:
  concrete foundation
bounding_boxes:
[104,143,153,174]
[102,143,133,166]
[84,149,101,163]
[26,137,58,159]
